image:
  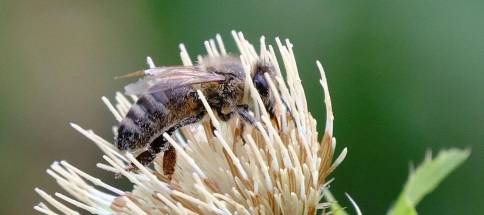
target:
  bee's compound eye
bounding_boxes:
[253,73,269,96]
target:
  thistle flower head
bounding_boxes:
[35,31,346,215]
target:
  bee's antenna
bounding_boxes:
[114,70,146,80]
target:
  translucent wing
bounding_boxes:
[124,66,225,95]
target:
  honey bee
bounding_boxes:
[115,56,276,179]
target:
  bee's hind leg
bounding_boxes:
[159,112,206,179]
[122,129,181,178]
[136,134,174,180]
[121,135,167,177]
[123,112,206,179]
[161,144,176,180]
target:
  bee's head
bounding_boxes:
[251,61,275,113]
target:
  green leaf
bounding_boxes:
[387,148,470,215]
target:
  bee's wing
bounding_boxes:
[124,67,225,95]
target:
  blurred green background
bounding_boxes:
[1,0,483,214]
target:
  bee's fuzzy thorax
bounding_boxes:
[35,31,346,215]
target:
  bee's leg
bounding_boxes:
[267,102,278,119]
[236,105,256,125]
[233,105,258,147]
[161,144,176,180]
[280,98,292,115]
[205,108,230,137]
[160,112,205,177]
[123,136,166,174]
[123,128,186,176]
[217,111,233,121]
[118,145,161,178]
[120,131,177,178]
[124,112,205,176]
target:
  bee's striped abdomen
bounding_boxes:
[115,92,171,151]
[115,87,203,152]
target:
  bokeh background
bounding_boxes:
[1,0,483,214]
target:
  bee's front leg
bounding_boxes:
[234,105,259,147]
[237,105,273,135]
[236,105,256,125]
